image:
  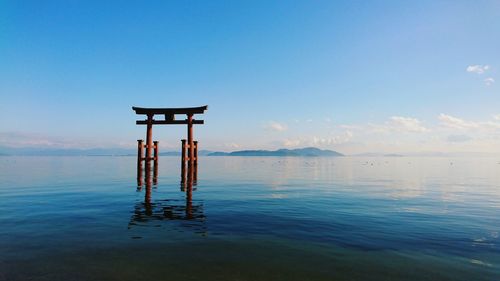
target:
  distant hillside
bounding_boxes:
[208,147,343,157]
[0,147,136,156]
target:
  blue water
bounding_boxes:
[0,156,499,280]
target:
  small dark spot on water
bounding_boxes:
[131,236,142,239]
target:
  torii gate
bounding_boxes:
[132,106,208,183]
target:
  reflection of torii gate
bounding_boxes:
[132,106,208,183]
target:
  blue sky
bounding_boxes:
[1,0,499,153]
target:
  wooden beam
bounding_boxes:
[136,120,204,125]
[132,105,208,115]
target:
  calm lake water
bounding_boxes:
[0,156,499,280]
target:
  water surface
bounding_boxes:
[0,156,499,280]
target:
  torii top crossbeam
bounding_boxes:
[132,105,208,115]
[132,106,208,125]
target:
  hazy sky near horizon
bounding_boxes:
[1,0,500,154]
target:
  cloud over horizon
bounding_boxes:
[264,121,288,132]
[4,112,500,154]
[282,131,353,148]
[388,116,429,133]
[438,114,479,130]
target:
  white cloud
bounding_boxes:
[479,121,500,130]
[0,131,133,149]
[484,77,495,86]
[388,116,429,133]
[312,131,353,146]
[283,139,301,147]
[0,132,62,147]
[339,124,362,130]
[225,143,241,149]
[265,121,287,132]
[277,114,500,154]
[438,114,479,130]
[438,114,500,132]
[466,64,489,74]
[368,116,429,133]
[282,131,353,148]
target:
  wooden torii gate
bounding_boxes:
[132,105,208,184]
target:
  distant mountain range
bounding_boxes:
[2,147,494,157]
[0,146,343,157]
[208,147,343,157]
